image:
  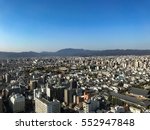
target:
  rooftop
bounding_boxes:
[110,92,150,108]
[129,87,150,97]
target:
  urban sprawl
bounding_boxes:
[0,56,150,113]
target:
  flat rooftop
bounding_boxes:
[110,92,150,108]
[37,98,50,105]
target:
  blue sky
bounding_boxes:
[0,0,150,52]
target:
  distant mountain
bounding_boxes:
[1,48,150,58]
[56,48,150,56]
[55,48,92,56]
[0,51,39,58]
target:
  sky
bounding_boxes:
[0,0,150,52]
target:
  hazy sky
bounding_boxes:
[0,0,150,52]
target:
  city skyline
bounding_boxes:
[0,0,150,52]
[1,55,150,113]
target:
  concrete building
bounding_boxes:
[9,94,25,112]
[33,88,42,100]
[50,99,61,113]
[53,87,65,102]
[35,98,60,113]
[64,89,76,105]
[110,92,150,112]
[83,98,100,113]
[5,73,11,83]
[29,80,38,90]
[129,106,141,113]
[4,86,21,98]
[46,86,65,102]
[76,96,84,105]
[46,86,51,98]
[70,79,77,89]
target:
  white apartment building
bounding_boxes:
[35,98,60,113]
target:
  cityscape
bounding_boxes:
[0,55,150,113]
[0,0,150,113]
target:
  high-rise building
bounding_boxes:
[46,86,65,102]
[35,98,60,113]
[9,94,25,112]
[70,79,77,89]
[53,87,65,102]
[64,89,76,105]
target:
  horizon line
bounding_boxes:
[1,48,150,53]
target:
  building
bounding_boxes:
[5,73,11,83]
[33,88,42,100]
[129,106,141,113]
[29,80,38,90]
[83,97,100,113]
[46,86,65,102]
[46,86,51,98]
[84,91,91,101]
[4,86,21,98]
[70,79,77,89]
[128,87,150,98]
[110,92,150,112]
[113,106,125,113]
[53,87,65,102]
[76,96,84,105]
[76,88,83,96]
[64,89,76,105]
[9,94,25,112]
[50,99,61,113]
[0,96,3,112]
[35,98,60,113]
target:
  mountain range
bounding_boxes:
[1,48,150,58]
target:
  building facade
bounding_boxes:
[35,98,60,113]
[9,94,25,112]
